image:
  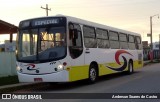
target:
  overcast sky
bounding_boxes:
[0,0,160,43]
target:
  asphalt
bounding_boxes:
[0,60,157,93]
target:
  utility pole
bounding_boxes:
[41,4,51,16]
[149,14,159,62]
[159,34,160,50]
[150,16,153,50]
[159,34,160,60]
[150,14,159,50]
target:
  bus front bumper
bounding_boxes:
[17,71,69,82]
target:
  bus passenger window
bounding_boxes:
[83,26,97,48]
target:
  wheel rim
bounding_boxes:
[90,68,96,81]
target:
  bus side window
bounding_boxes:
[96,28,110,48]
[109,31,119,49]
[128,35,136,50]
[83,26,97,48]
[135,36,142,50]
[135,36,139,49]
[119,33,128,49]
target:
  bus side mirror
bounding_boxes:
[73,29,78,39]
[69,29,78,39]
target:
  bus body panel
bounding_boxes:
[68,65,89,82]
[84,48,143,76]
[16,61,61,75]
[67,51,88,82]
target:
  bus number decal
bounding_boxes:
[50,62,56,65]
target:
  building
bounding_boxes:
[0,19,18,42]
[142,41,160,60]
[0,19,18,52]
[0,19,18,77]
[142,41,150,61]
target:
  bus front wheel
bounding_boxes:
[88,64,97,83]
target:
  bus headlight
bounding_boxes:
[16,66,23,72]
[16,66,21,71]
[56,65,64,71]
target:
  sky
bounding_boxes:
[0,0,160,44]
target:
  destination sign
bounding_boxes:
[19,17,66,29]
[34,19,59,26]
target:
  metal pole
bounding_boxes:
[150,16,153,62]
[150,16,153,50]
[159,34,160,50]
[150,14,159,50]
[159,34,160,60]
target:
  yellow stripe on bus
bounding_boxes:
[68,60,143,81]
[68,65,89,82]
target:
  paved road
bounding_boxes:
[12,63,160,102]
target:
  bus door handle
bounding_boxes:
[85,48,90,54]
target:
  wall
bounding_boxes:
[0,52,17,77]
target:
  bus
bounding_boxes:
[16,15,143,83]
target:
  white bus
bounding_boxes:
[16,15,143,83]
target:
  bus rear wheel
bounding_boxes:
[127,61,134,74]
[88,64,97,83]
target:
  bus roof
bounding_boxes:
[20,14,141,36]
[61,15,140,36]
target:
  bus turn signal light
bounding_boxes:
[66,67,70,71]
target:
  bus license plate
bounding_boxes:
[34,78,43,82]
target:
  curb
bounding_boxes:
[143,60,160,66]
[143,61,151,66]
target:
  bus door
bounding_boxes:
[68,23,84,67]
[83,26,97,65]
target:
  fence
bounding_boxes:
[153,50,160,60]
[143,50,160,61]
[0,52,17,77]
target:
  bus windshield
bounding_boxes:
[17,27,66,62]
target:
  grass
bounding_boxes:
[0,75,19,86]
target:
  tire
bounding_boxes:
[88,64,97,83]
[127,61,134,74]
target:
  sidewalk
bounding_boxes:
[143,60,151,66]
[0,60,157,93]
[143,59,160,66]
